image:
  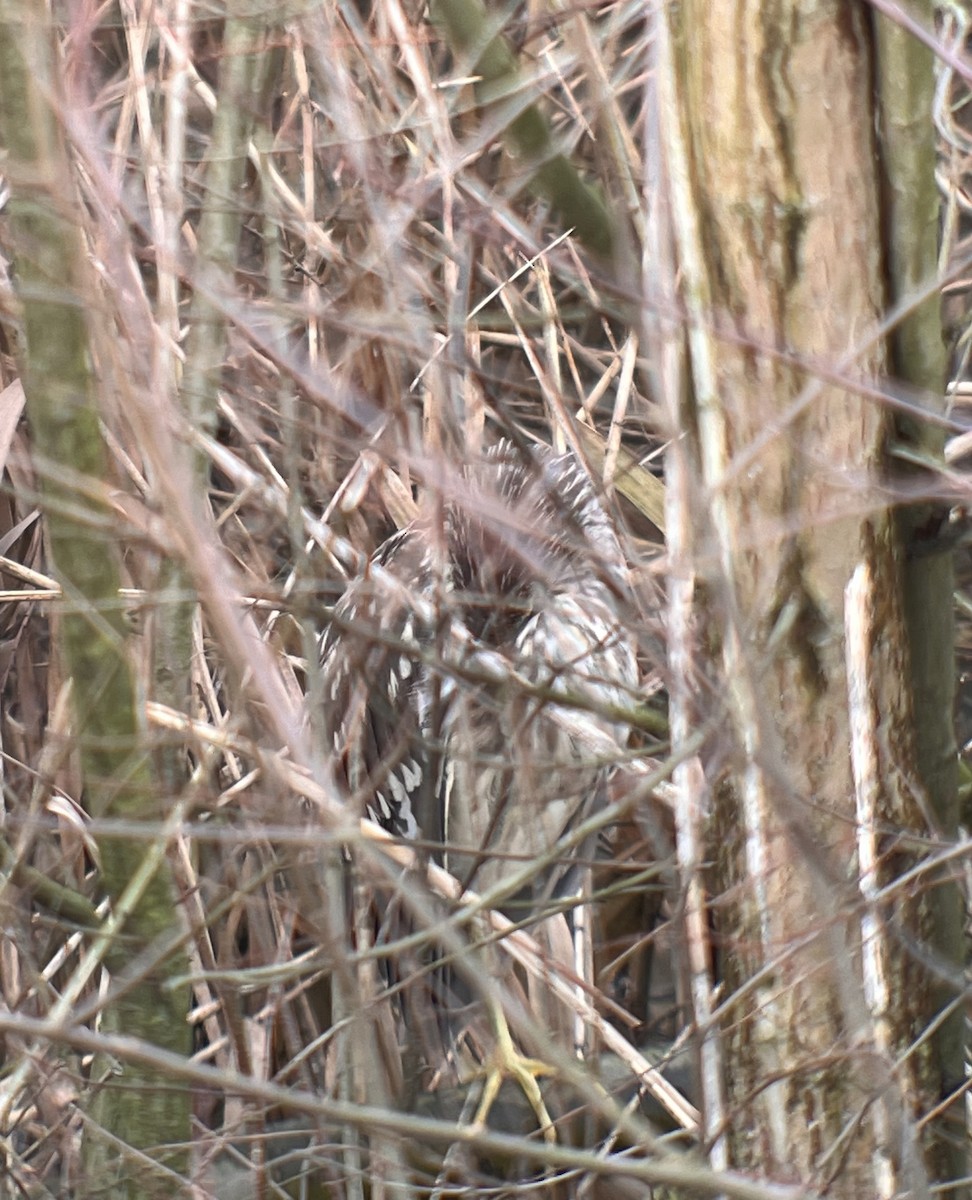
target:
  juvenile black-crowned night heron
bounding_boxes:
[320,438,638,1135]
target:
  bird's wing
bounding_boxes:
[320,529,435,842]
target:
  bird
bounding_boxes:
[319,437,638,1137]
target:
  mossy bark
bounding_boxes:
[874,6,966,1184]
[0,7,190,1194]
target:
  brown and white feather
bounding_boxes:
[320,440,638,901]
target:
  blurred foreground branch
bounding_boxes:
[431,0,615,258]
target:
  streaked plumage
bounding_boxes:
[320,439,637,906]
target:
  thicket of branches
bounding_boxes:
[0,1,967,1198]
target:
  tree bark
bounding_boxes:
[659,2,960,1192]
[875,9,966,1184]
[0,7,190,1195]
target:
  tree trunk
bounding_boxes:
[0,7,190,1195]
[658,2,962,1193]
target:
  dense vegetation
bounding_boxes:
[0,2,966,1197]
